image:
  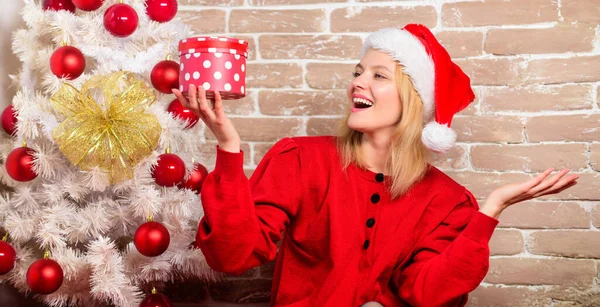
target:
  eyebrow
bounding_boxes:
[355,63,393,74]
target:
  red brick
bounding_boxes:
[445,171,530,199]
[178,10,226,33]
[183,0,243,4]
[459,88,479,115]
[561,0,600,23]
[544,173,600,200]
[306,117,343,136]
[489,229,523,256]
[499,202,590,229]
[235,35,258,61]
[306,63,356,89]
[545,285,600,306]
[260,35,362,60]
[454,58,522,86]
[259,90,348,116]
[589,144,600,172]
[521,56,600,85]
[479,85,592,113]
[253,142,275,166]
[442,0,558,27]
[436,31,484,58]
[430,145,468,170]
[485,25,595,55]
[469,285,553,307]
[246,63,303,88]
[526,115,600,142]
[470,284,600,307]
[199,141,252,166]
[230,9,326,33]
[331,6,436,32]
[593,204,600,228]
[528,231,600,258]
[205,118,302,142]
[485,258,595,286]
[249,0,345,4]
[223,90,256,115]
[470,144,587,172]
[452,116,524,143]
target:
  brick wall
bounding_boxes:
[176,0,600,306]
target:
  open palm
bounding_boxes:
[488,168,579,209]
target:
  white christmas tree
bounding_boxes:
[0,0,220,306]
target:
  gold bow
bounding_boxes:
[51,71,161,183]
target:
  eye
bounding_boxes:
[352,72,361,78]
[375,73,386,79]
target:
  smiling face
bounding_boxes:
[346,49,402,135]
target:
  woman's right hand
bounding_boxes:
[172,84,241,153]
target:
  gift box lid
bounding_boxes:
[178,36,249,58]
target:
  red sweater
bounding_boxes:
[196,136,498,307]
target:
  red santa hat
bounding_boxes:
[361,24,475,153]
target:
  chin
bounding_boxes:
[347,118,370,133]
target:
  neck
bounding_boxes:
[360,131,392,174]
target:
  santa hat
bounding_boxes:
[361,24,475,153]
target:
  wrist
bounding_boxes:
[219,141,240,153]
[479,200,505,219]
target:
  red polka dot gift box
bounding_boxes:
[178,36,249,100]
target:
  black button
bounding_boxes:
[366,218,375,228]
[370,193,380,204]
[375,173,384,182]
[363,239,370,249]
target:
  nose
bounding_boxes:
[351,73,367,91]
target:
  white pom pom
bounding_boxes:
[421,121,456,153]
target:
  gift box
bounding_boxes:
[178,36,249,100]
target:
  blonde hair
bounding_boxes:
[336,64,430,199]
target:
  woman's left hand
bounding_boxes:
[480,168,579,219]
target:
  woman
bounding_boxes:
[172,24,578,307]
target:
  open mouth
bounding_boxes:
[353,97,373,109]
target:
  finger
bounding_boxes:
[532,174,579,198]
[172,88,192,109]
[197,87,216,121]
[511,168,554,198]
[188,84,200,112]
[550,180,578,195]
[528,168,555,188]
[213,91,225,117]
[529,168,571,196]
[532,180,578,198]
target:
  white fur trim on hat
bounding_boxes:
[361,27,435,122]
[421,121,456,153]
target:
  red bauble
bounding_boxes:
[167,99,198,128]
[178,162,208,194]
[140,291,172,307]
[152,153,185,187]
[26,259,63,294]
[134,222,170,257]
[72,0,103,11]
[42,0,76,12]
[145,0,178,23]
[150,60,179,94]
[1,105,17,136]
[50,46,86,80]
[0,241,16,275]
[6,147,37,182]
[104,3,139,37]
